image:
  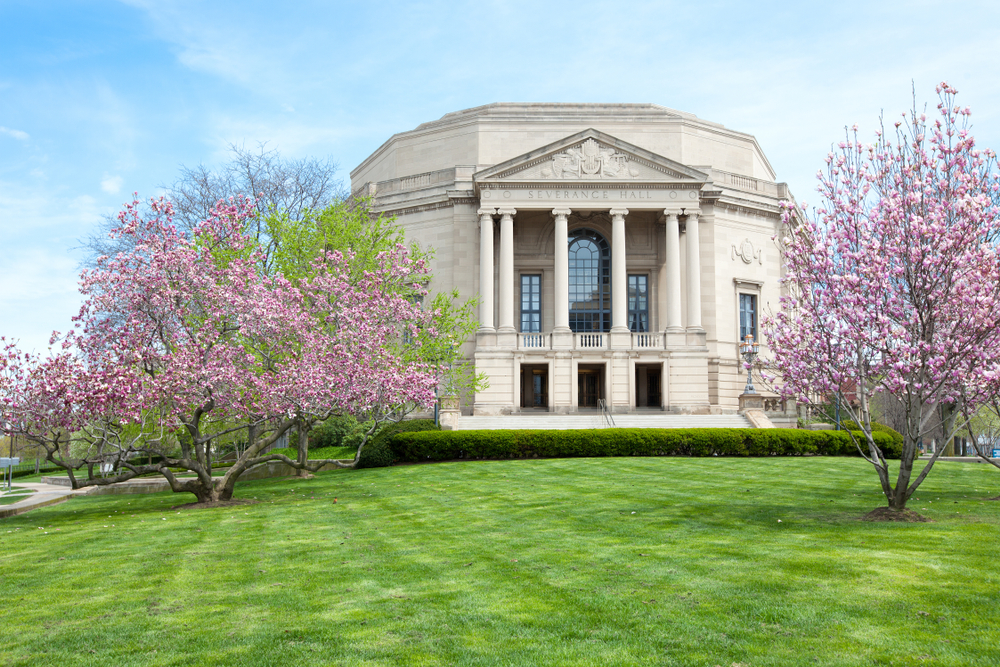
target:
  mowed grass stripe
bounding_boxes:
[0,457,998,666]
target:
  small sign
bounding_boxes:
[0,458,20,466]
[993,449,1000,459]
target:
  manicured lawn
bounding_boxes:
[0,489,34,505]
[269,445,359,460]
[1,457,999,666]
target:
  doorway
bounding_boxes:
[635,363,662,408]
[577,364,605,408]
[520,364,549,410]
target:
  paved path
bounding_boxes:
[0,482,90,518]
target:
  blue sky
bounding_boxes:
[3,0,1000,352]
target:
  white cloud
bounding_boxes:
[0,248,82,354]
[0,126,29,141]
[101,175,124,194]
[0,185,105,353]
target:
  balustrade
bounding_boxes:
[764,397,785,412]
[511,331,673,351]
[632,332,664,349]
[518,333,550,349]
[575,333,606,349]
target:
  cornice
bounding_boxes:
[711,196,782,221]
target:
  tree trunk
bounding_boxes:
[216,477,236,501]
[295,421,311,477]
[887,404,926,510]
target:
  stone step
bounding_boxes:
[455,414,753,430]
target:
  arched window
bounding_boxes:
[568,228,611,332]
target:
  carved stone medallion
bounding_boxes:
[732,238,762,264]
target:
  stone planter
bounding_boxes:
[439,395,461,430]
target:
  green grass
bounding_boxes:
[269,445,358,460]
[0,489,34,505]
[1,457,999,666]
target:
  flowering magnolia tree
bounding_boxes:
[0,197,440,503]
[766,83,1000,514]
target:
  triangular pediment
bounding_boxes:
[474,129,708,184]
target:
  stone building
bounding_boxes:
[350,104,791,419]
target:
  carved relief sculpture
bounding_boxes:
[541,138,639,179]
[732,238,763,264]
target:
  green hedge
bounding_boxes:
[840,421,904,452]
[388,428,899,463]
[358,419,440,469]
[311,415,360,449]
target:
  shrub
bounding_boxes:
[388,428,897,462]
[311,415,359,449]
[840,421,904,458]
[358,419,440,468]
[268,445,357,461]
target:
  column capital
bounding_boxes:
[610,208,629,219]
[477,207,496,218]
[497,207,517,218]
[686,211,701,222]
[662,210,679,221]
[551,207,572,218]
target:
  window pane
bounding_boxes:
[568,228,611,332]
[520,274,541,333]
[739,293,757,341]
[628,274,648,332]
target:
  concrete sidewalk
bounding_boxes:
[1,460,315,517]
[923,456,1000,463]
[1,475,186,517]
[0,482,90,518]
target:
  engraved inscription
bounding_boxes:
[524,189,656,200]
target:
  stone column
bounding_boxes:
[552,208,571,333]
[478,207,496,332]
[685,212,703,332]
[664,211,682,332]
[610,208,629,333]
[497,208,517,334]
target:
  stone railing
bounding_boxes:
[373,167,458,195]
[512,332,671,351]
[632,332,664,349]
[575,333,606,349]
[518,333,550,349]
[763,396,786,412]
[710,169,780,197]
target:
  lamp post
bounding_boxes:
[739,334,760,395]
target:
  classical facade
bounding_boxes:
[351,104,790,417]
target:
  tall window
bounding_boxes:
[568,228,611,332]
[628,274,648,332]
[739,293,757,342]
[520,274,541,333]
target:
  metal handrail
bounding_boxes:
[598,399,617,428]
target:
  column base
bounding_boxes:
[664,330,688,347]
[476,330,498,348]
[685,329,707,347]
[496,328,517,348]
[552,329,573,350]
[609,329,632,350]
